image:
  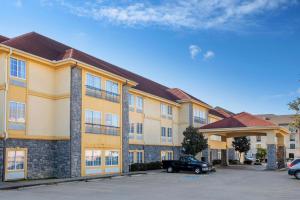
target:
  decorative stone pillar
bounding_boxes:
[266,132,277,170]
[70,66,82,178]
[0,139,3,181]
[122,85,130,173]
[221,136,228,166]
[202,146,211,163]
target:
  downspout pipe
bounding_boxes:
[2,48,12,181]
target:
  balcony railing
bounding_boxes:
[85,123,120,136]
[193,116,207,124]
[86,85,120,103]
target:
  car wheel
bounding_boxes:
[167,167,173,173]
[295,171,300,180]
[194,167,201,174]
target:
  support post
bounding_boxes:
[277,135,286,169]
[221,136,228,166]
[122,85,130,173]
[266,132,277,170]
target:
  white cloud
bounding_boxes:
[203,51,215,60]
[43,0,297,30]
[189,45,201,59]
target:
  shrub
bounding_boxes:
[212,159,222,165]
[229,160,239,165]
[130,162,162,172]
[244,160,252,165]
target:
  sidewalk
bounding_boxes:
[0,171,148,190]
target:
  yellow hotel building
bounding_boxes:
[0,32,228,181]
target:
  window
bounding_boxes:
[167,128,173,143]
[161,151,173,161]
[128,94,135,110]
[256,144,262,149]
[256,136,261,142]
[161,104,167,117]
[167,105,173,116]
[290,134,296,141]
[7,150,25,171]
[129,152,134,164]
[86,74,101,89]
[85,150,101,167]
[136,97,143,113]
[210,135,221,141]
[193,109,207,124]
[105,114,119,127]
[289,153,295,159]
[136,151,143,163]
[161,127,166,137]
[129,123,135,139]
[85,110,101,125]
[9,102,25,123]
[136,123,143,134]
[106,80,119,94]
[290,144,296,149]
[105,151,119,166]
[10,58,26,79]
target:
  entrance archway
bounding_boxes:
[198,112,289,170]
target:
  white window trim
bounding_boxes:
[10,57,26,80]
[9,101,26,123]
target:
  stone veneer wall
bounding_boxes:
[129,144,181,163]
[267,144,277,170]
[70,66,82,178]
[0,139,3,181]
[0,139,70,181]
[122,86,130,173]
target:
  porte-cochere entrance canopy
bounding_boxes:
[198,112,289,170]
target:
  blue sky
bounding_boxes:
[0,0,299,115]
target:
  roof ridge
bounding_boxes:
[2,32,35,44]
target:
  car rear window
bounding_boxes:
[291,159,300,165]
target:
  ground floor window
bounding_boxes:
[85,150,101,167]
[161,151,173,161]
[105,151,119,166]
[129,150,144,164]
[289,153,294,159]
[5,148,27,180]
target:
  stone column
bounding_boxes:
[277,135,286,169]
[202,145,211,163]
[221,136,228,166]
[0,139,4,181]
[70,66,82,178]
[266,132,277,170]
[122,85,130,173]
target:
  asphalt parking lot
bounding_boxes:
[0,168,299,200]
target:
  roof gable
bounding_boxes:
[200,112,276,129]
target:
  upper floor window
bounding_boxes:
[9,102,25,123]
[167,105,173,116]
[290,144,296,149]
[167,128,173,143]
[161,104,167,117]
[85,110,101,125]
[128,94,135,110]
[136,123,143,134]
[86,74,101,90]
[193,109,207,124]
[105,114,119,127]
[10,58,26,79]
[106,80,119,94]
[136,96,143,113]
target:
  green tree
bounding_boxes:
[232,137,251,162]
[256,148,267,161]
[182,126,208,156]
[288,97,300,128]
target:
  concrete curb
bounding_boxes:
[0,172,147,190]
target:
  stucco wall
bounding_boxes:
[0,91,4,134]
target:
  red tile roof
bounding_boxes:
[168,88,211,107]
[200,112,276,129]
[0,35,9,43]
[209,108,233,119]
[2,32,212,102]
